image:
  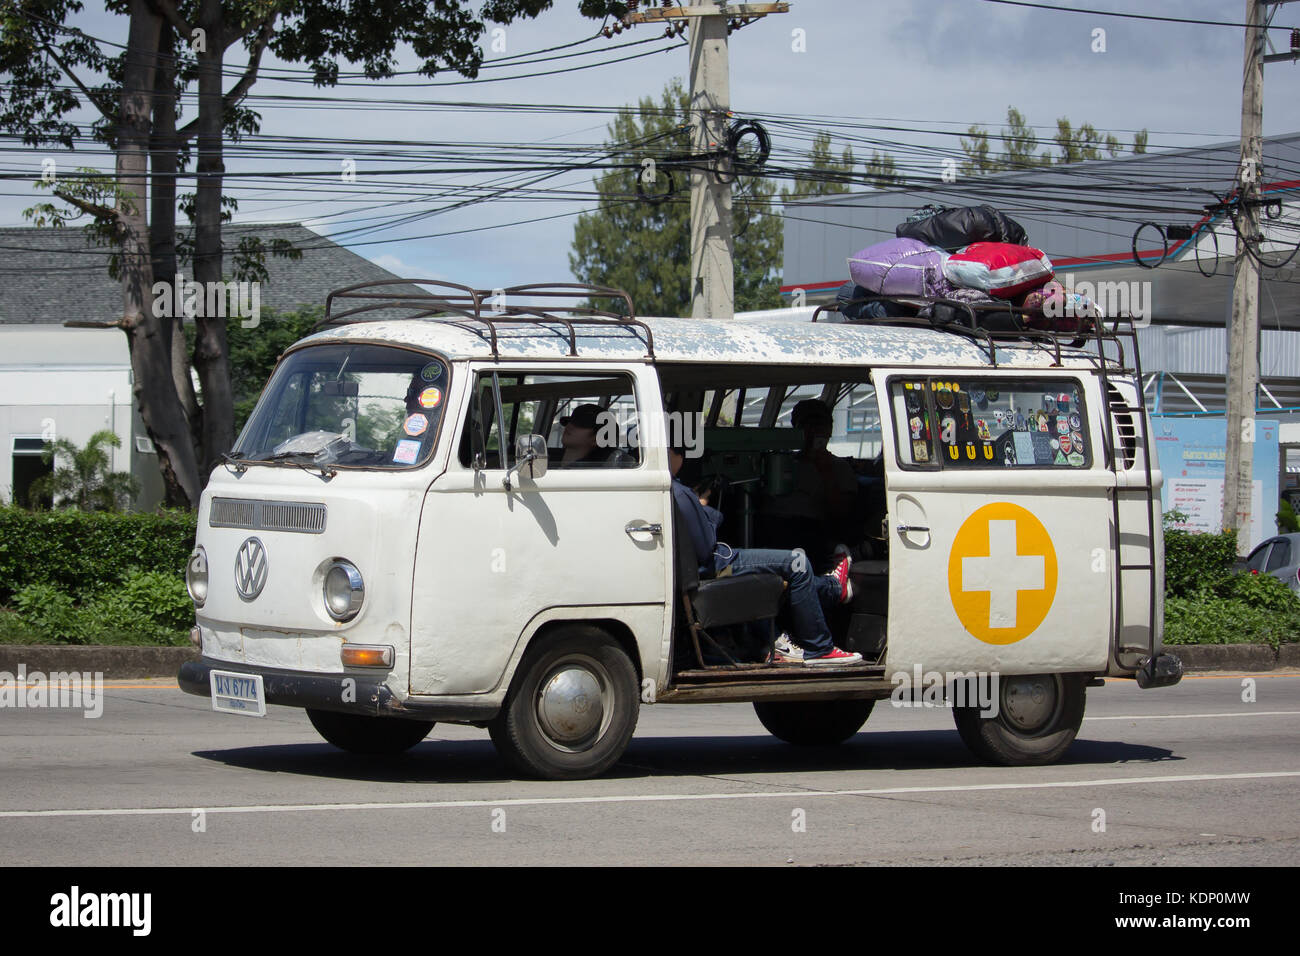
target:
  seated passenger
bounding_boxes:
[764,399,863,564]
[670,444,862,666]
[557,403,627,467]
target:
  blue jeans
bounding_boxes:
[723,549,839,658]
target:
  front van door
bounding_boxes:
[878,371,1114,677]
[408,364,671,696]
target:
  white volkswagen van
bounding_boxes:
[179,281,1182,779]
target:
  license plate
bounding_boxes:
[210,670,266,717]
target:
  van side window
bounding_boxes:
[889,380,938,468]
[458,371,640,469]
[889,378,1091,469]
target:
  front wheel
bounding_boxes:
[306,709,435,755]
[753,699,874,746]
[488,626,640,780]
[953,673,1086,766]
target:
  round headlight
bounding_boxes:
[324,560,364,622]
[186,546,208,608]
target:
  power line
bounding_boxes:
[975,0,1296,30]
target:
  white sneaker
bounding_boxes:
[803,647,864,666]
[769,633,804,663]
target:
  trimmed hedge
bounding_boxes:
[1162,524,1300,646]
[0,506,196,604]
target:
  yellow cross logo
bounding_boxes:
[947,503,1058,645]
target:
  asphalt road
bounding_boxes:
[1,672,1297,866]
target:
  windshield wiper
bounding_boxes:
[247,450,338,480]
[220,451,250,475]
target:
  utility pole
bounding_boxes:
[1223,0,1265,555]
[1222,1,1299,552]
[622,3,788,319]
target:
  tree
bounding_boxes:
[959,125,995,176]
[863,149,898,189]
[569,79,783,316]
[1000,106,1049,170]
[4,0,571,507]
[781,131,855,198]
[959,105,1149,173]
[29,431,140,511]
[225,306,322,432]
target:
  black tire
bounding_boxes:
[753,699,874,746]
[953,673,1086,766]
[306,709,434,756]
[488,626,639,780]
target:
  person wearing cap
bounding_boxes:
[669,444,861,666]
[558,403,620,467]
[766,399,863,564]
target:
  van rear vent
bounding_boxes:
[1105,384,1138,470]
[210,498,327,534]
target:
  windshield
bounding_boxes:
[233,343,449,470]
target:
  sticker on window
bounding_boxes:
[419,362,444,383]
[403,413,429,436]
[419,386,442,409]
[393,439,421,464]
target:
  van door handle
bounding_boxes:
[896,524,930,535]
[625,522,662,537]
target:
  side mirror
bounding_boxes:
[516,434,548,480]
[503,433,547,489]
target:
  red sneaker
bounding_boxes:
[826,555,853,603]
[804,647,863,666]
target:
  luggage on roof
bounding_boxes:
[895,204,1029,251]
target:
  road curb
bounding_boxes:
[0,643,1297,678]
[0,645,198,679]
[1165,643,1293,672]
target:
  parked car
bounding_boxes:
[1240,533,1300,593]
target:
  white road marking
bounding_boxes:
[1,770,1297,819]
[1084,710,1300,721]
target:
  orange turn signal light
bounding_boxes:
[341,644,394,668]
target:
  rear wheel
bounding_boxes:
[953,673,1086,766]
[306,709,434,755]
[489,626,639,780]
[753,699,874,746]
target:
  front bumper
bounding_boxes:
[179,657,500,722]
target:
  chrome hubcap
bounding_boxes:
[1001,675,1059,733]
[536,660,608,752]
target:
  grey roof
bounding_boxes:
[303,312,1100,371]
[0,223,407,325]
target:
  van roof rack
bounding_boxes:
[316,279,655,359]
[810,293,1140,373]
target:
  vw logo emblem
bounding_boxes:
[234,537,269,601]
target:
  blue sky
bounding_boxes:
[4,0,1299,289]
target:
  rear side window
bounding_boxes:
[889,377,1091,470]
[1266,539,1290,572]
[1246,543,1271,573]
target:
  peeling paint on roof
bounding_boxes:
[303,314,1103,370]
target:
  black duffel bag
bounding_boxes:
[834,281,918,322]
[896,204,1028,252]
